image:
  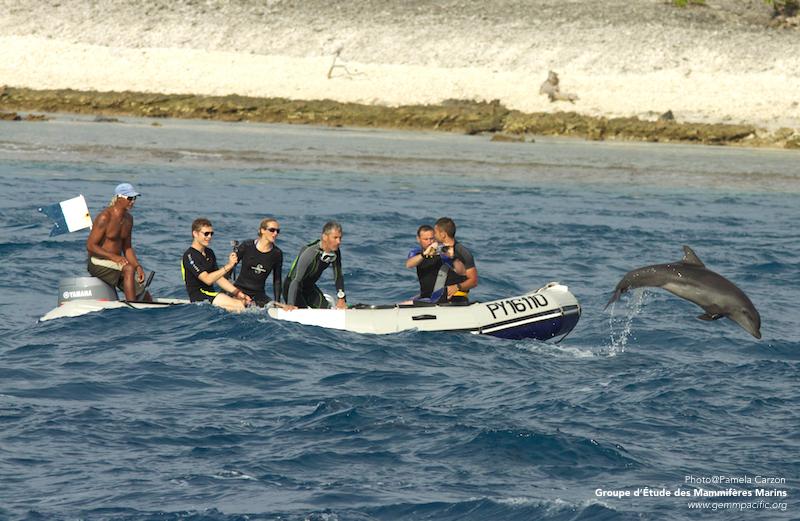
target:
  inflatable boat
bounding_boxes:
[41,278,580,341]
[268,282,581,340]
[40,276,189,322]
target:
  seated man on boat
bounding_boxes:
[433,217,478,303]
[283,221,347,309]
[405,224,466,303]
[181,217,252,312]
[232,217,295,310]
[85,182,152,302]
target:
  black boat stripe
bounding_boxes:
[480,308,568,330]
[448,305,580,334]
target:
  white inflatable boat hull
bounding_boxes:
[268,282,580,340]
[40,298,189,322]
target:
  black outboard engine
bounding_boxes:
[57,277,118,305]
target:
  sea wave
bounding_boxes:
[1,119,798,520]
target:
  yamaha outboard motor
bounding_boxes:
[57,277,118,305]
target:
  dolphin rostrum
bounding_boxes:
[605,246,761,339]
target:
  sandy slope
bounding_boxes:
[1,0,798,129]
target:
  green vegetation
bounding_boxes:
[672,0,706,7]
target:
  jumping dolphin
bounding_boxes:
[606,246,761,339]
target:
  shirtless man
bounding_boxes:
[86,183,152,301]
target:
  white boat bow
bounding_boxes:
[268,282,581,340]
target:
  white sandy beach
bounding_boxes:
[1,0,798,130]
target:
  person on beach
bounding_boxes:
[283,221,347,309]
[86,182,152,302]
[404,224,465,302]
[182,217,251,312]
[433,217,478,303]
[232,218,295,309]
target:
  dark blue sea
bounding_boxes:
[1,116,798,521]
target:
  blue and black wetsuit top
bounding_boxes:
[181,246,219,302]
[283,239,344,308]
[233,239,283,306]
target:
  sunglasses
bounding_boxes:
[320,251,337,263]
[201,231,214,237]
[125,196,137,201]
[264,227,280,234]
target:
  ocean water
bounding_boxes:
[0,116,798,521]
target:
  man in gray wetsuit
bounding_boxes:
[283,221,347,309]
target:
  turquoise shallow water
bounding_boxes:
[0,117,798,520]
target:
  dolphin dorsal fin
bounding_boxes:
[682,245,705,267]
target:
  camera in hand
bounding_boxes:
[436,244,453,256]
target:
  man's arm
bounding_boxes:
[406,244,437,268]
[460,267,478,291]
[334,250,346,309]
[405,253,424,269]
[446,244,477,298]
[447,267,478,298]
[86,212,127,264]
[216,275,237,293]
[270,251,296,310]
[197,252,237,286]
[286,247,315,306]
[213,274,251,304]
[406,248,424,268]
[437,245,464,274]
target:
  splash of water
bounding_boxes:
[606,288,647,355]
[514,341,595,359]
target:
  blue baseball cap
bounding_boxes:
[114,183,141,197]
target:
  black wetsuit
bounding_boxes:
[408,245,448,299]
[233,239,283,307]
[283,240,344,309]
[181,246,219,302]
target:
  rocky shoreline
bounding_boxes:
[3,1,798,137]
[2,87,798,150]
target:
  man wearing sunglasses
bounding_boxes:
[283,221,347,309]
[181,217,251,312]
[86,182,152,302]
